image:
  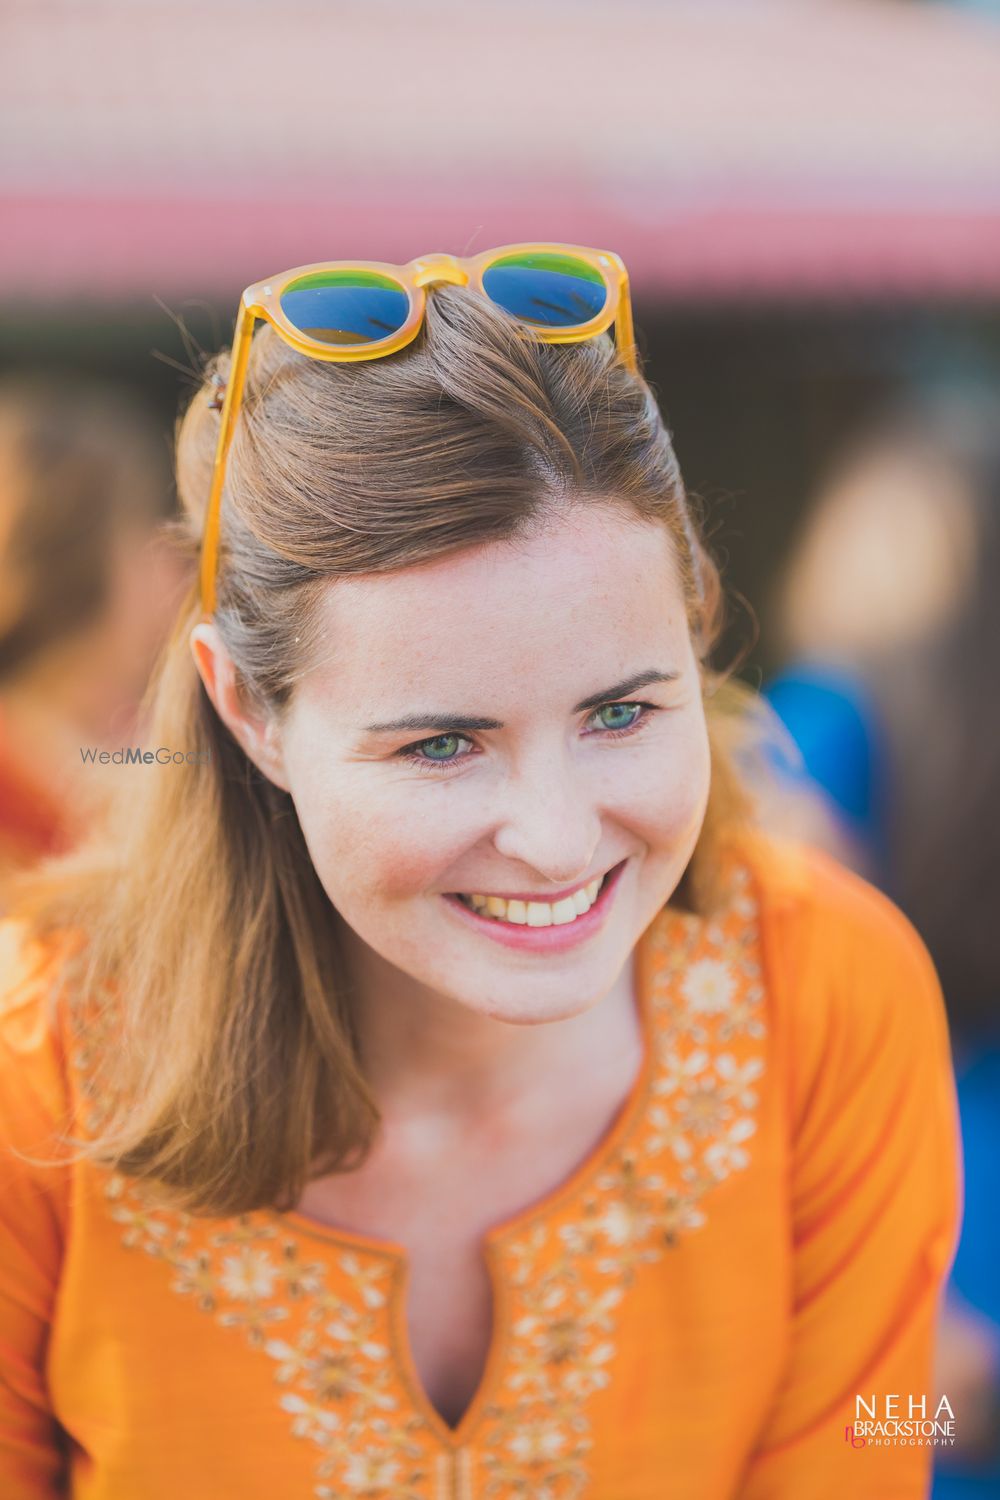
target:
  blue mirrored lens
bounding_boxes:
[279,270,410,346]
[482,252,608,328]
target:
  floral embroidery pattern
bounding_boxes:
[60,850,766,1499]
[106,1183,434,1494]
[472,858,766,1498]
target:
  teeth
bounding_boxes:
[456,873,608,926]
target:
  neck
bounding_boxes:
[338,924,641,1124]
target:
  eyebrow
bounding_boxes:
[360,669,682,734]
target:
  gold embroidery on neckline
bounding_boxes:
[64,855,765,1499]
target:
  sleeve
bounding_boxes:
[734,847,964,1500]
[0,922,72,1498]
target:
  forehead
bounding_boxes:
[300,505,690,698]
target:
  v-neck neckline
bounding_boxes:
[266,901,685,1447]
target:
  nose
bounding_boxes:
[490,753,603,888]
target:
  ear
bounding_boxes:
[189,622,291,793]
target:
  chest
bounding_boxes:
[292,1091,640,1430]
[294,1176,504,1429]
[402,1225,497,1430]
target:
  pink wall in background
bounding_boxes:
[3,0,999,301]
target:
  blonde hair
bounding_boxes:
[6,285,775,1218]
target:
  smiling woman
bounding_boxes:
[0,272,962,1498]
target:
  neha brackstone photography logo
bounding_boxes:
[845,1393,957,1449]
[79,746,211,767]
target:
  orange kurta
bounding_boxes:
[0,832,963,1499]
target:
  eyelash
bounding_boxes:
[396,701,662,774]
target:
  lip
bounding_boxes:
[441,858,628,954]
[448,868,608,904]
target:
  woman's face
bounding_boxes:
[268,504,711,1024]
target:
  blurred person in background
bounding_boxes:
[0,375,185,903]
[759,391,1000,1492]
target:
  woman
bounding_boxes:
[0,247,962,1499]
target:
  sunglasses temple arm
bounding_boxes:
[614,276,639,377]
[199,302,256,616]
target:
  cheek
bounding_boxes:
[678,711,713,810]
[623,710,712,846]
[289,762,466,903]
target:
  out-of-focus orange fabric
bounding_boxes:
[0,831,963,1499]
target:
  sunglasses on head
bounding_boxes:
[199,242,638,615]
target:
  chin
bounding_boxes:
[463,985,605,1027]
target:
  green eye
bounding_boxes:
[417,734,464,761]
[397,731,477,774]
[596,702,642,731]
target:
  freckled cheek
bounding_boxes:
[294,776,469,903]
[608,729,711,850]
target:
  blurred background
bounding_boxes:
[1,0,998,1488]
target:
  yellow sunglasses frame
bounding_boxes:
[199,241,638,616]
